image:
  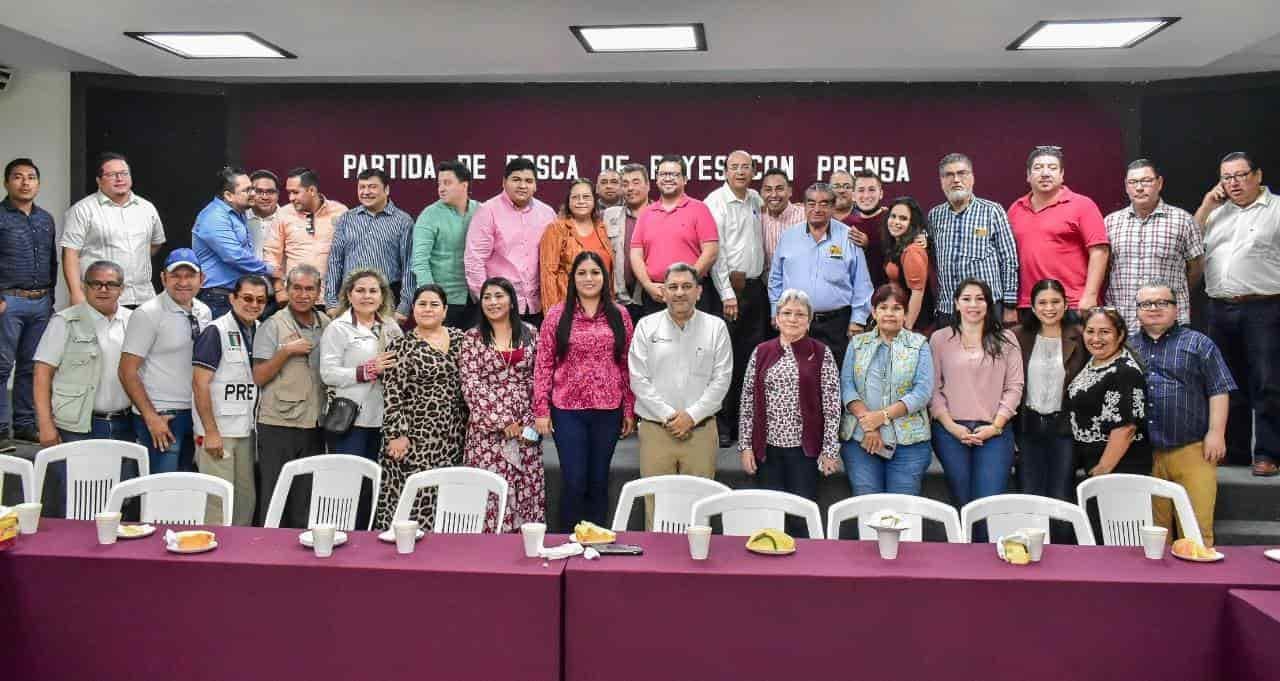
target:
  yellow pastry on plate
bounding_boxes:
[746,528,795,554]
[573,521,616,545]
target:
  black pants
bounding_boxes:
[637,276,721,319]
[256,424,323,528]
[444,301,478,330]
[719,278,769,439]
[1208,297,1280,466]
[809,306,852,369]
[756,445,820,538]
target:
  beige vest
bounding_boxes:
[257,307,330,428]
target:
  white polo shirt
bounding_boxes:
[33,304,133,413]
[1204,186,1280,298]
[121,291,212,412]
[62,191,166,305]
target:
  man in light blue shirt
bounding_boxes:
[768,182,873,366]
[193,166,275,319]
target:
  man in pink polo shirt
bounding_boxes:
[629,155,721,319]
[464,157,557,325]
[1007,146,1110,320]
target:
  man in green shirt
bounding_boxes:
[414,160,480,327]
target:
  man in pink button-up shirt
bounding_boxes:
[464,157,556,322]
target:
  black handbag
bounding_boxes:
[321,396,360,435]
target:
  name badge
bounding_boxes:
[828,244,844,259]
[973,226,989,237]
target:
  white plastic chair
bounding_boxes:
[393,467,508,534]
[34,440,150,519]
[826,494,964,542]
[262,454,382,531]
[610,475,730,533]
[690,490,824,539]
[105,473,233,526]
[0,454,36,504]
[960,494,1096,545]
[1077,473,1204,546]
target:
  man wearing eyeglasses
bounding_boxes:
[1131,282,1235,545]
[1195,151,1280,476]
[192,274,268,526]
[1008,146,1110,321]
[62,152,165,308]
[0,157,57,450]
[629,155,721,319]
[596,169,624,211]
[267,167,347,309]
[246,170,281,260]
[1104,159,1203,330]
[193,166,276,321]
[118,248,212,475]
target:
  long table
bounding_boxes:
[1226,588,1280,680]
[1,519,564,681]
[563,533,1280,681]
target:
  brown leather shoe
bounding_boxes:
[1252,460,1280,477]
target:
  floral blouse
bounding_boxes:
[1066,351,1147,445]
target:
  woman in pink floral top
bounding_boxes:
[534,251,635,530]
[459,277,543,533]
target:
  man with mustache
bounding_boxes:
[604,163,652,322]
[266,167,348,309]
[629,155,720,319]
[324,169,415,321]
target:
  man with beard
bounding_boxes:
[596,169,624,211]
[605,163,652,321]
[927,153,1019,327]
[630,155,720,318]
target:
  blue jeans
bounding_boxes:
[197,289,232,321]
[55,416,140,517]
[1016,417,1076,502]
[1208,298,1280,466]
[551,407,622,532]
[132,410,196,474]
[933,420,1014,542]
[842,439,933,496]
[0,294,52,431]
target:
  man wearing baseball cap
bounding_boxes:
[117,248,213,474]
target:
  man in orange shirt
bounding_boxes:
[265,167,347,308]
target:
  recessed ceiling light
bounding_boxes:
[1007,18,1179,50]
[125,32,296,59]
[571,24,706,53]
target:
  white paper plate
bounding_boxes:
[1264,549,1280,563]
[378,528,425,542]
[1173,548,1224,563]
[117,524,156,540]
[299,530,348,548]
[166,541,218,554]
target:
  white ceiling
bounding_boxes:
[1,0,1279,82]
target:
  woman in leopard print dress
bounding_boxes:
[374,285,467,531]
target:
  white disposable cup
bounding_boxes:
[1023,528,1047,562]
[687,525,712,560]
[95,511,122,545]
[15,502,41,535]
[393,520,419,555]
[311,524,336,558]
[876,527,902,560]
[1140,525,1169,560]
[521,522,547,558]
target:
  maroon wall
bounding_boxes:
[238,84,1130,217]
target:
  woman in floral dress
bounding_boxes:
[459,277,544,532]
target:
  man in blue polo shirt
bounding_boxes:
[192,166,275,320]
[768,182,873,366]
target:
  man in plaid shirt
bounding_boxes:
[1104,159,1203,330]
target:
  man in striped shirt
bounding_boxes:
[927,153,1020,327]
[323,169,414,319]
[760,168,804,273]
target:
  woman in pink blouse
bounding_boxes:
[534,250,635,530]
[929,278,1024,540]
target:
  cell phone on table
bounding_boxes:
[592,543,644,556]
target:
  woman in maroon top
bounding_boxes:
[534,251,635,530]
[459,276,543,532]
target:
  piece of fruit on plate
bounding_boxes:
[573,521,616,544]
[1171,537,1218,560]
[746,528,795,552]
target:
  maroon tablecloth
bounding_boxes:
[1,519,563,681]
[1226,588,1280,680]
[564,533,1280,681]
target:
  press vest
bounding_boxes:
[50,304,104,433]
[193,314,257,438]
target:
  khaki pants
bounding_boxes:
[1152,441,1218,547]
[637,419,718,530]
[196,435,256,526]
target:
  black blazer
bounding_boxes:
[1013,323,1087,432]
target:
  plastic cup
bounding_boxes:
[521,522,547,558]
[95,511,122,545]
[876,526,903,560]
[1141,525,1169,560]
[687,525,712,560]
[311,524,336,558]
[393,520,419,555]
[1023,528,1047,562]
[15,502,41,535]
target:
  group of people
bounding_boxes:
[0,146,1273,545]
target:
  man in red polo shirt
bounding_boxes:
[1007,146,1110,320]
[630,155,721,319]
